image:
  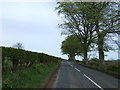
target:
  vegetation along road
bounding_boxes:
[53,60,120,89]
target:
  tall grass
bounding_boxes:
[3,62,59,88]
[2,46,62,88]
[75,59,120,75]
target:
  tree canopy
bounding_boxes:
[56,2,119,64]
[12,42,24,49]
[61,35,83,60]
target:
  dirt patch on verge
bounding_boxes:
[43,64,61,88]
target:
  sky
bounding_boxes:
[0,1,119,60]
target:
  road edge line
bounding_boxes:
[83,74,104,90]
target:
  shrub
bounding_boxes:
[3,78,13,88]
[2,46,62,71]
[89,58,99,66]
[32,63,46,73]
[106,64,120,73]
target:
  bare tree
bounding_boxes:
[12,42,24,49]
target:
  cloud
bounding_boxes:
[1,2,67,59]
[1,2,118,60]
[2,2,60,23]
[1,0,56,2]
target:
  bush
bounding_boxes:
[90,58,99,62]
[105,64,120,73]
[3,78,13,88]
[32,63,46,73]
[2,46,62,71]
[2,46,62,88]
[2,62,60,88]
[89,58,99,67]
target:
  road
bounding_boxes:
[53,60,120,89]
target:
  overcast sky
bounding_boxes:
[0,2,119,60]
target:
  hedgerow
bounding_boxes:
[2,46,62,71]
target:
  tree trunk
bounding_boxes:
[98,35,105,65]
[69,54,75,61]
[96,20,105,65]
[83,40,88,64]
[83,48,88,64]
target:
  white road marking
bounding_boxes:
[68,62,81,72]
[70,65,73,67]
[68,62,103,89]
[68,62,73,67]
[67,62,70,65]
[84,74,104,90]
[74,68,81,72]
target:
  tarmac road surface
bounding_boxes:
[53,60,120,89]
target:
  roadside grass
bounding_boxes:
[74,60,120,76]
[3,62,59,88]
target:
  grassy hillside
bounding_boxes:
[2,46,62,88]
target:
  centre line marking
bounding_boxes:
[68,62,70,65]
[68,63,81,72]
[84,74,104,90]
[69,63,81,72]
[75,68,81,72]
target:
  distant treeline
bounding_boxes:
[2,46,62,71]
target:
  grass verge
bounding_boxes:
[74,60,120,79]
[3,62,60,88]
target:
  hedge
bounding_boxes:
[1,46,62,71]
